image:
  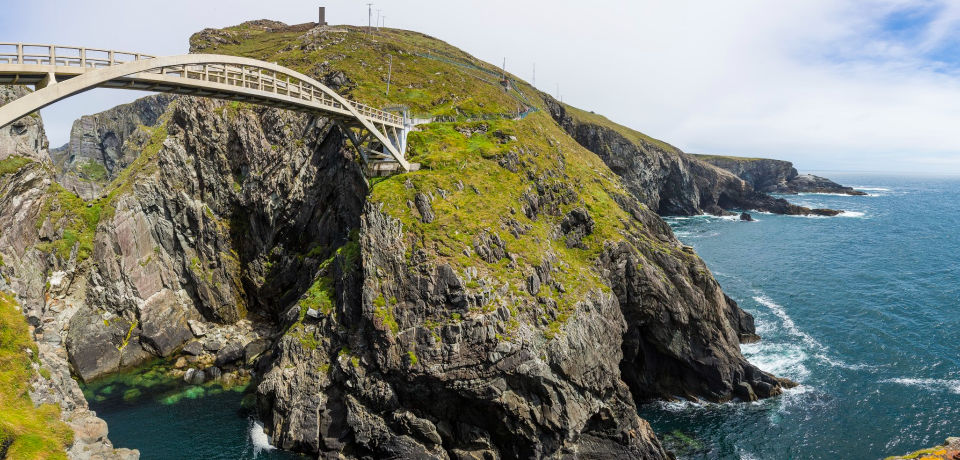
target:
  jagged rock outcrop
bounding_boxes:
[50,95,174,199]
[58,95,367,382]
[256,203,670,459]
[691,154,867,195]
[544,96,841,216]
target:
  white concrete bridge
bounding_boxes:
[0,43,414,174]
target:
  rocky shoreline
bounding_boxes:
[690,154,867,196]
[543,99,846,217]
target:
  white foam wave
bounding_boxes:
[852,186,890,192]
[795,192,857,197]
[249,420,276,456]
[752,295,874,372]
[753,296,820,349]
[666,213,742,221]
[813,353,874,370]
[838,211,865,218]
[741,341,810,381]
[881,378,960,394]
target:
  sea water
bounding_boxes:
[82,361,304,459]
[642,173,960,459]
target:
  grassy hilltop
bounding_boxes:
[191,21,684,338]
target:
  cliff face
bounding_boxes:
[50,95,175,200]
[691,154,866,195]
[0,86,137,460]
[1,22,796,459]
[545,99,842,216]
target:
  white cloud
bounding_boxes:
[5,0,960,172]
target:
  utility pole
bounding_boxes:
[376,9,381,33]
[382,16,386,29]
[386,55,393,95]
[502,58,508,92]
[367,3,373,35]
[532,63,536,88]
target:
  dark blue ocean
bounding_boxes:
[642,173,960,459]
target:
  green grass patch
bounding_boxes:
[0,156,33,176]
[299,275,334,316]
[35,183,109,263]
[0,292,73,459]
[77,160,109,182]
[373,294,399,334]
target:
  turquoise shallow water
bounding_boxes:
[83,363,303,460]
[641,174,960,459]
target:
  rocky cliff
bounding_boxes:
[50,95,175,200]
[545,99,842,216]
[691,154,866,195]
[0,86,137,460]
[1,21,797,459]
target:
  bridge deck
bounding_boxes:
[0,43,412,172]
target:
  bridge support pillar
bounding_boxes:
[35,72,57,90]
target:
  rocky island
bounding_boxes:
[0,20,855,459]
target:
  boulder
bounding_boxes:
[204,366,222,381]
[734,382,757,402]
[414,192,435,223]
[182,340,203,356]
[215,341,244,366]
[65,313,128,382]
[203,339,222,352]
[139,289,196,357]
[244,338,271,365]
[187,320,207,337]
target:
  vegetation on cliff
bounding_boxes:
[191,22,679,342]
[0,291,73,459]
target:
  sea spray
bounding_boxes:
[249,419,276,456]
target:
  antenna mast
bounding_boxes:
[366,3,373,35]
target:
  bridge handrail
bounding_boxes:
[0,42,403,125]
[0,43,154,67]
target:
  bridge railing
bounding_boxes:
[0,42,403,126]
[0,43,153,67]
[155,62,402,125]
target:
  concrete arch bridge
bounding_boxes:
[0,43,415,174]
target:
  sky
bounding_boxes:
[4,0,960,173]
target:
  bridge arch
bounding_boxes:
[0,43,412,173]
